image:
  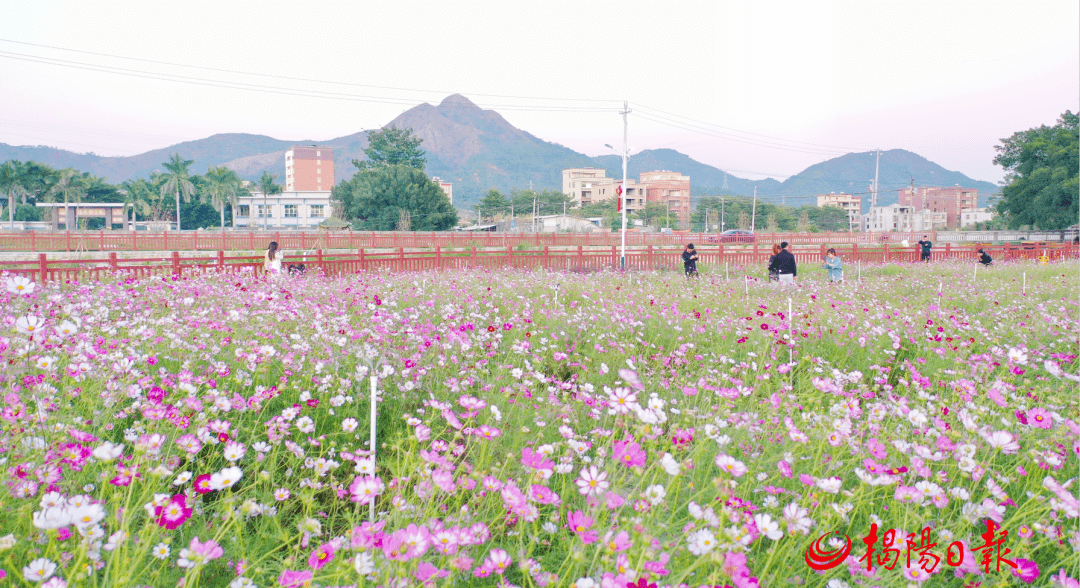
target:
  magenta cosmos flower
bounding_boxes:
[154,494,193,530]
[307,541,336,570]
[1027,408,1053,429]
[277,569,313,587]
[1012,559,1039,584]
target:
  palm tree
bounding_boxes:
[202,166,243,231]
[119,178,154,229]
[0,161,28,230]
[257,171,282,231]
[160,153,195,231]
[47,169,85,230]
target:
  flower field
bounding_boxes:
[0,260,1077,588]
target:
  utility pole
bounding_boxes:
[721,197,725,232]
[666,199,670,230]
[619,100,631,270]
[751,186,757,232]
[563,200,566,232]
[872,149,881,208]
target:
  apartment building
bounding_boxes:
[815,193,862,228]
[433,177,454,205]
[960,208,995,228]
[562,168,614,207]
[863,204,946,233]
[614,179,649,216]
[640,170,691,229]
[285,146,335,192]
[898,186,978,229]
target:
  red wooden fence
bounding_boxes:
[2,243,1075,284]
[0,230,943,253]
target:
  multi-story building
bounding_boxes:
[234,190,333,229]
[863,204,946,233]
[960,208,995,228]
[614,179,649,216]
[815,193,862,229]
[898,185,978,229]
[285,146,335,192]
[432,177,453,205]
[562,168,614,207]
[640,170,691,229]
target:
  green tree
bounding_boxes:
[202,166,244,230]
[0,161,28,229]
[478,188,511,221]
[257,171,283,231]
[119,179,154,229]
[160,153,196,231]
[993,111,1079,229]
[352,126,427,171]
[46,169,85,230]
[335,165,456,231]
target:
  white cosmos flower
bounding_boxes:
[92,442,124,462]
[55,320,77,337]
[984,430,1020,454]
[209,466,243,490]
[23,558,57,582]
[643,484,667,506]
[342,418,359,432]
[660,452,681,476]
[6,276,35,295]
[354,552,375,575]
[686,528,717,555]
[16,315,44,335]
[1007,347,1028,364]
[753,513,784,540]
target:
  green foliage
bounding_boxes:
[691,195,854,233]
[353,126,427,172]
[335,164,457,231]
[477,188,511,218]
[993,111,1079,230]
[159,153,196,230]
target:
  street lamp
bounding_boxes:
[605,142,629,271]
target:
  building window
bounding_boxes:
[310,205,325,218]
[258,205,274,218]
[284,205,298,218]
[238,205,250,217]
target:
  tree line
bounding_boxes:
[0,155,281,231]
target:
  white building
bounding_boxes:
[432,177,453,205]
[862,204,946,232]
[562,168,614,207]
[235,190,333,229]
[960,208,995,228]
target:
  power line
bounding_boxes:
[632,111,855,157]
[0,39,622,106]
[632,102,867,152]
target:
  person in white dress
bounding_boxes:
[264,241,282,280]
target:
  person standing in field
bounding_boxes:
[769,241,797,284]
[917,235,933,262]
[822,248,844,282]
[767,243,781,282]
[682,243,699,277]
[264,241,283,280]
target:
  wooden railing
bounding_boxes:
[2,242,1075,284]
[0,230,951,253]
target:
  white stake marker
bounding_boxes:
[369,374,377,521]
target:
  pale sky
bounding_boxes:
[0,0,1076,184]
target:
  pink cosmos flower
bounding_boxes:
[483,548,512,575]
[1013,559,1040,584]
[613,440,647,468]
[1027,408,1053,429]
[307,541,336,570]
[277,569,313,587]
[193,473,213,494]
[605,530,631,552]
[567,510,598,544]
[777,460,792,478]
[715,454,748,478]
[475,425,501,440]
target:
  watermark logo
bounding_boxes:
[803,531,851,570]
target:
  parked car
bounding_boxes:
[716,230,756,243]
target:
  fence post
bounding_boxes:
[108,252,117,270]
[301,232,307,251]
[194,231,198,251]
[133,229,137,251]
[164,230,168,251]
[66,230,71,252]
[507,245,513,267]
[434,245,442,271]
[99,230,104,250]
[648,244,653,270]
[31,231,36,252]
[544,245,550,270]
[946,242,952,259]
[471,246,477,266]
[38,253,48,282]
[884,243,890,263]
[578,245,583,270]
[249,232,254,250]
[360,247,366,271]
[611,245,616,269]
[316,249,324,275]
[172,251,180,276]
[217,250,225,271]
[398,247,405,272]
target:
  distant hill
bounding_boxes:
[0,95,999,210]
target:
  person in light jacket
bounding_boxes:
[822,248,843,282]
[264,241,283,279]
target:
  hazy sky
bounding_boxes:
[1,0,1076,184]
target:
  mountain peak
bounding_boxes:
[438,94,480,110]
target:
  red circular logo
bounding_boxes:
[804,531,852,570]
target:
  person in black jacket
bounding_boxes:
[682,243,699,277]
[917,236,933,262]
[768,241,798,284]
[977,248,993,266]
